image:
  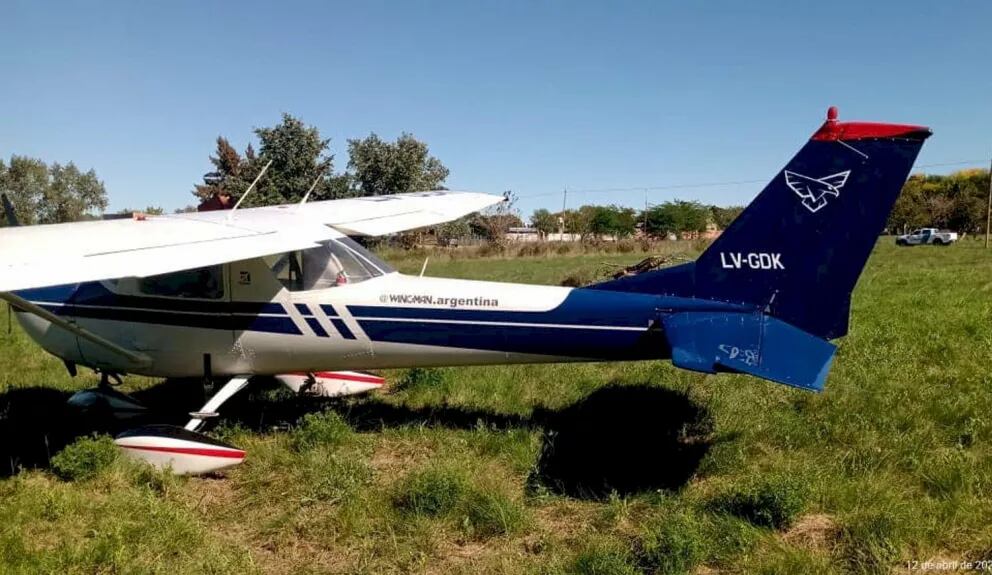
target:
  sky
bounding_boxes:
[1,1,990,217]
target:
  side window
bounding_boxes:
[138,265,225,299]
[264,252,305,291]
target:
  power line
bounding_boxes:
[915,159,988,169]
[517,159,987,200]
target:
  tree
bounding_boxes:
[0,155,49,224]
[587,205,637,239]
[469,192,519,247]
[710,205,744,229]
[568,206,596,239]
[348,133,449,196]
[887,170,990,234]
[193,137,243,202]
[643,200,710,237]
[38,163,108,223]
[194,114,341,207]
[240,114,337,207]
[435,217,471,246]
[0,156,107,224]
[530,208,557,237]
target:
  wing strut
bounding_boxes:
[0,291,151,367]
[227,160,273,220]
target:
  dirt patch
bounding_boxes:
[184,476,237,513]
[781,513,837,552]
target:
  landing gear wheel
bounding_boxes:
[114,375,252,475]
[67,371,146,423]
[115,425,245,475]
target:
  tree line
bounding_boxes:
[2,113,987,239]
[0,156,108,224]
[886,169,990,234]
[527,202,743,240]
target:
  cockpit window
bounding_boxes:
[138,265,224,299]
[264,238,394,292]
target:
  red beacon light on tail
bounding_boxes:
[812,105,930,142]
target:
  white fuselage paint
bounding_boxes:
[15,258,625,378]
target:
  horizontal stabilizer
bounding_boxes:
[663,311,836,392]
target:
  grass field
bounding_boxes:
[0,239,990,574]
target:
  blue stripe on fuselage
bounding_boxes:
[330,318,356,340]
[16,283,286,315]
[350,289,754,358]
[15,282,295,335]
[350,288,697,358]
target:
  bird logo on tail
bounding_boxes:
[784,170,851,213]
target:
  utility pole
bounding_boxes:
[558,186,568,239]
[643,189,649,236]
[986,157,991,248]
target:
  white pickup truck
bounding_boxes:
[895,228,958,246]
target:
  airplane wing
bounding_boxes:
[0,190,502,292]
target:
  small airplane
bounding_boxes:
[0,107,930,474]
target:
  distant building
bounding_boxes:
[505,226,541,243]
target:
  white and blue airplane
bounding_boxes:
[0,108,930,473]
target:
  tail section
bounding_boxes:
[594,107,931,340]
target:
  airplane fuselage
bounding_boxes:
[13,257,749,379]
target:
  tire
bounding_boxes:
[896,239,906,246]
[932,239,944,246]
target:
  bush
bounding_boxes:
[516,242,548,257]
[50,435,118,481]
[393,466,469,517]
[635,511,704,574]
[395,368,447,393]
[560,269,598,287]
[710,475,807,529]
[462,489,527,538]
[290,411,352,452]
[614,239,637,253]
[127,459,184,496]
[570,543,639,575]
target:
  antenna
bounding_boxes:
[297,173,325,209]
[227,159,273,220]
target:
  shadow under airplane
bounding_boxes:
[0,379,715,499]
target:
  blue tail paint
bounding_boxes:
[589,109,930,391]
[592,110,931,340]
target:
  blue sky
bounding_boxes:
[1,1,989,217]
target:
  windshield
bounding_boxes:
[264,238,394,292]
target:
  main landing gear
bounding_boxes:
[66,371,384,475]
[68,374,251,475]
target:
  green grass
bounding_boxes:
[0,238,991,573]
